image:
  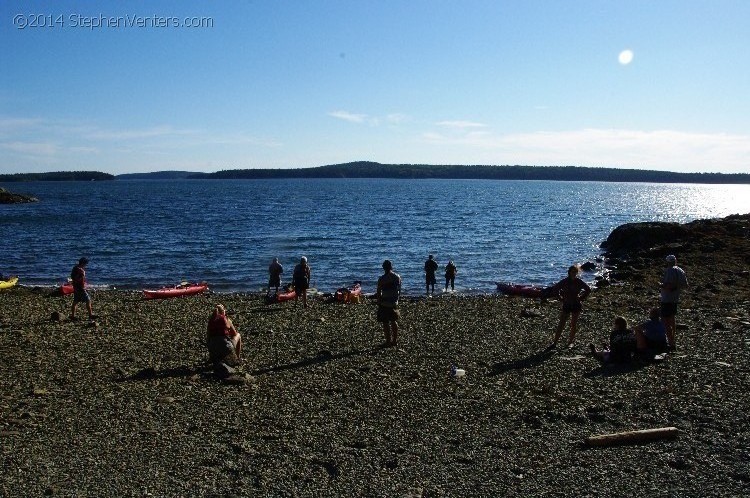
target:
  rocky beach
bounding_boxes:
[1,214,749,497]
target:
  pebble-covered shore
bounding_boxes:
[2,215,749,497]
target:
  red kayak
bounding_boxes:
[335,281,362,302]
[496,282,550,298]
[275,288,296,302]
[143,282,208,300]
[60,282,74,295]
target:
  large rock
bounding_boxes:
[600,221,689,256]
[0,187,38,204]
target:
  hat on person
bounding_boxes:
[78,257,89,265]
[665,255,676,264]
[301,256,307,263]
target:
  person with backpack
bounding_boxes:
[377,260,402,346]
[293,256,311,308]
[660,255,688,351]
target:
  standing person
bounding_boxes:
[70,257,95,320]
[377,260,402,346]
[424,254,438,296]
[660,255,688,351]
[268,257,284,294]
[293,256,311,308]
[206,304,242,365]
[444,260,457,292]
[549,265,591,349]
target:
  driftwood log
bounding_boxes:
[585,427,679,447]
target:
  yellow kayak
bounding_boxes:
[0,276,18,289]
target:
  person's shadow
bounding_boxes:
[583,358,653,378]
[488,346,556,376]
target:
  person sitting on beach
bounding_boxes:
[268,257,283,294]
[444,260,457,291]
[424,254,438,296]
[549,265,591,348]
[293,256,311,308]
[634,307,669,356]
[70,257,96,321]
[589,316,636,364]
[377,260,402,347]
[206,304,242,365]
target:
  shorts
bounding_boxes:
[73,288,90,304]
[426,274,436,285]
[562,302,582,313]
[660,302,678,318]
[377,306,400,323]
[207,336,235,363]
[269,275,281,287]
[294,278,309,291]
[644,337,668,355]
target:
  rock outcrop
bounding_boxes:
[0,187,38,204]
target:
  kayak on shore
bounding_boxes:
[0,276,18,290]
[496,282,552,299]
[143,282,209,300]
[335,281,362,303]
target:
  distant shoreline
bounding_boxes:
[2,162,750,184]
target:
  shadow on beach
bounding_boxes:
[251,346,380,376]
[488,346,556,376]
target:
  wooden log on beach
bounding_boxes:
[585,427,679,447]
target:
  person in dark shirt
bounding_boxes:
[549,265,591,349]
[634,307,669,356]
[444,260,457,292]
[293,256,311,308]
[70,257,95,320]
[377,260,402,346]
[424,254,438,296]
[589,316,636,364]
[268,258,284,294]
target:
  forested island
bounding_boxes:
[187,162,750,184]
[0,171,114,182]
[2,163,749,183]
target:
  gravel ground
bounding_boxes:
[2,215,750,497]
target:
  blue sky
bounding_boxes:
[2,0,749,174]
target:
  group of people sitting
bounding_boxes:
[589,308,669,365]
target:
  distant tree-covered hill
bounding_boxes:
[115,171,195,180]
[187,162,750,184]
[0,171,114,182]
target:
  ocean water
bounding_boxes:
[1,179,748,295]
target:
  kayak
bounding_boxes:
[60,282,74,295]
[496,282,551,298]
[275,288,297,302]
[335,281,362,303]
[0,276,18,289]
[143,282,208,300]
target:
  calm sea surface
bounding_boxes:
[2,179,748,295]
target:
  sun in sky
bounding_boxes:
[618,49,634,65]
